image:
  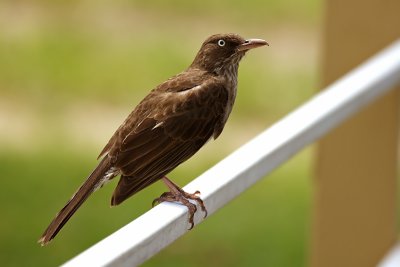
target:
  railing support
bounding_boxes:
[312,1,400,266]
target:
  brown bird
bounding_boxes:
[39,33,268,246]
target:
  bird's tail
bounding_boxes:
[38,156,112,246]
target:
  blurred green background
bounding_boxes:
[0,0,320,266]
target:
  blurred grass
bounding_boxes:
[0,147,312,267]
[0,0,320,266]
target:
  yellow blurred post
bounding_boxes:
[312,1,400,267]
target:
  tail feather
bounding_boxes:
[38,156,112,246]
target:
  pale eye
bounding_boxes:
[217,39,225,47]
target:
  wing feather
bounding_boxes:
[109,72,229,205]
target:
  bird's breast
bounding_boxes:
[220,65,239,124]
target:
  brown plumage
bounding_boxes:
[39,33,268,246]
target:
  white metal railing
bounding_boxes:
[62,40,400,267]
[379,242,400,267]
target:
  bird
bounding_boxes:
[38,33,268,246]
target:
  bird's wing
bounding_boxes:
[98,70,217,158]
[110,76,229,205]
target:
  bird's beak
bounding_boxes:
[237,38,269,51]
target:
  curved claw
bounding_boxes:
[203,209,208,218]
[186,203,197,230]
[152,192,174,207]
[155,177,208,230]
[152,198,159,207]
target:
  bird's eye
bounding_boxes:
[217,39,225,47]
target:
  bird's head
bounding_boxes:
[190,33,268,74]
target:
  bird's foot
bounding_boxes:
[152,177,207,229]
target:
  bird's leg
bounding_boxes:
[152,176,207,229]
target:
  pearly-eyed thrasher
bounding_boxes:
[39,33,268,245]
